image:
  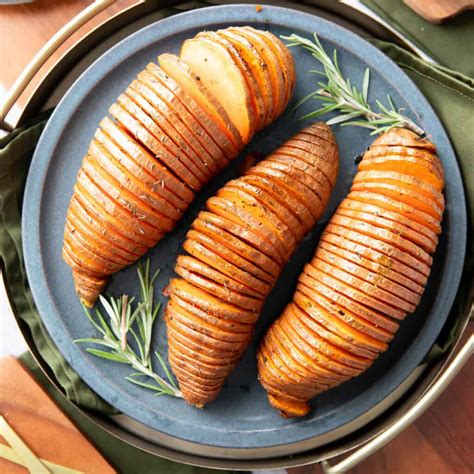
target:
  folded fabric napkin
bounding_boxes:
[0,2,472,470]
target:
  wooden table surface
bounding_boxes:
[0,2,472,473]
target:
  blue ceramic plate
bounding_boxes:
[23,5,466,451]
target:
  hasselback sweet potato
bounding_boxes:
[166,122,339,407]
[63,26,295,306]
[258,128,444,418]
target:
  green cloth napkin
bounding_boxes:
[361,0,474,77]
[0,5,472,471]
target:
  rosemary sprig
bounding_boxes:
[75,260,182,398]
[282,33,425,136]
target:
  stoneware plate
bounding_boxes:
[23,4,466,455]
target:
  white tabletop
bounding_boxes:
[0,270,28,357]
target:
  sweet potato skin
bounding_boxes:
[63,26,296,306]
[258,128,445,417]
[166,122,339,407]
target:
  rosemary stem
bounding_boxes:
[120,294,128,351]
[284,33,425,136]
[130,357,183,398]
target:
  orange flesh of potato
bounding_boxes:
[179,39,255,143]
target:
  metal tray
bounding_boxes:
[2,1,472,471]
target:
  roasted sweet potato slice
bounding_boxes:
[170,292,252,335]
[88,140,182,222]
[331,213,432,267]
[290,302,380,360]
[316,247,420,307]
[297,275,396,342]
[99,117,194,204]
[217,29,273,127]
[176,255,263,299]
[247,27,296,109]
[166,302,251,350]
[318,235,425,295]
[336,207,437,254]
[282,305,373,369]
[258,355,323,409]
[64,231,115,276]
[76,170,160,247]
[177,39,255,143]
[167,350,238,389]
[230,27,285,121]
[167,311,245,355]
[348,190,441,235]
[297,125,339,148]
[65,220,125,270]
[294,290,388,354]
[305,260,410,319]
[201,30,264,131]
[259,338,336,392]
[81,156,175,235]
[196,207,285,269]
[267,394,311,418]
[174,259,263,312]
[258,350,328,400]
[167,354,224,390]
[68,201,138,263]
[265,154,332,205]
[168,325,243,366]
[339,197,438,246]
[166,339,241,386]
[193,212,280,280]
[363,145,443,177]
[277,313,366,376]
[350,181,443,220]
[354,170,444,208]
[135,71,233,167]
[206,196,286,265]
[216,186,296,258]
[116,93,213,182]
[371,127,436,150]
[109,102,203,191]
[262,343,342,403]
[359,156,443,191]
[169,279,259,325]
[158,54,244,147]
[124,85,219,178]
[250,164,324,221]
[226,178,305,242]
[261,332,337,392]
[324,222,431,282]
[272,145,339,187]
[280,138,339,167]
[310,256,417,313]
[168,344,240,380]
[94,126,189,213]
[73,187,151,251]
[183,232,272,293]
[186,230,275,288]
[241,174,315,233]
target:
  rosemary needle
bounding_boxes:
[282,33,425,136]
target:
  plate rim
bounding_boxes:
[22,3,467,452]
